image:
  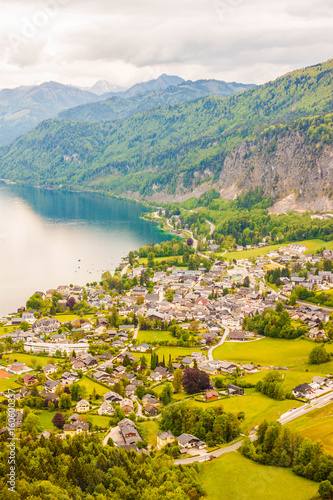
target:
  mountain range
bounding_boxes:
[0,74,252,145]
[0,59,332,210]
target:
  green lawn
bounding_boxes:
[193,393,302,432]
[77,376,109,396]
[213,337,333,371]
[140,420,160,446]
[89,414,111,428]
[138,255,183,265]
[4,353,62,368]
[154,384,188,401]
[201,452,318,500]
[0,378,21,391]
[0,325,17,336]
[35,410,57,431]
[286,402,333,455]
[137,330,175,344]
[55,314,94,323]
[223,238,333,261]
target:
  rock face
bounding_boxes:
[216,131,333,206]
[142,131,333,211]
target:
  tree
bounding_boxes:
[160,383,173,406]
[147,252,155,267]
[128,251,135,264]
[52,412,66,429]
[309,345,331,365]
[135,385,146,399]
[181,368,210,395]
[187,238,193,247]
[318,480,333,499]
[19,321,30,331]
[243,276,250,287]
[136,295,144,305]
[67,297,76,310]
[172,368,183,393]
[26,293,44,310]
[21,413,43,437]
[122,354,132,367]
[59,393,71,410]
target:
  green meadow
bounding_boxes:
[223,238,333,261]
[193,393,302,432]
[201,452,318,500]
[137,330,175,344]
[213,337,333,370]
[286,402,333,455]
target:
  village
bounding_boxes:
[0,241,333,460]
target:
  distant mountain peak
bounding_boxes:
[88,80,125,95]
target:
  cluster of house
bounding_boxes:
[292,376,333,399]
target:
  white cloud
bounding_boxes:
[0,0,332,89]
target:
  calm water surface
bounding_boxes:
[0,184,170,316]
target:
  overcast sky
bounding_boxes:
[0,0,332,90]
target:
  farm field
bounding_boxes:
[201,452,318,500]
[137,330,175,344]
[193,393,302,432]
[223,239,333,261]
[213,337,333,371]
[286,402,333,455]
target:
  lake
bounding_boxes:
[0,183,171,316]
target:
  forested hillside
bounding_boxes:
[0,59,332,204]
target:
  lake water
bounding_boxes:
[0,183,170,316]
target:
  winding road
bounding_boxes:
[207,327,229,361]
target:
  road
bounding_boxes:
[132,325,139,340]
[208,327,229,361]
[131,395,161,419]
[120,263,130,277]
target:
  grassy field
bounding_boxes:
[137,330,175,344]
[77,376,109,396]
[193,393,302,432]
[138,256,183,265]
[286,402,333,455]
[3,353,61,368]
[241,368,330,392]
[0,378,21,391]
[201,452,318,500]
[55,314,94,323]
[35,410,57,431]
[140,420,159,446]
[0,325,17,336]
[213,337,333,371]
[154,384,188,401]
[223,239,333,261]
[89,414,111,428]
[135,346,207,364]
